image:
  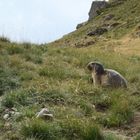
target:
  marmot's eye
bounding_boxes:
[87,65,92,71]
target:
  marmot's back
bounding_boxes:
[105,69,127,88]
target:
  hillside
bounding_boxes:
[0,0,140,139]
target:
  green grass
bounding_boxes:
[1,40,139,139]
[104,133,121,140]
[1,89,30,108]
[21,119,60,140]
[0,67,20,95]
[7,44,24,55]
[135,134,140,140]
[0,36,10,42]
[21,119,104,140]
[0,0,140,139]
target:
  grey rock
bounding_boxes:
[3,114,10,120]
[109,22,120,28]
[76,22,87,30]
[11,107,18,112]
[76,1,109,29]
[10,111,15,115]
[87,27,108,36]
[14,112,21,117]
[104,14,114,21]
[88,1,109,20]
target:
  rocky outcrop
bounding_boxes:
[76,22,87,29]
[76,1,109,29]
[87,27,108,36]
[88,1,109,20]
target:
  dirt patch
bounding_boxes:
[114,38,140,56]
[104,112,140,139]
[95,102,110,112]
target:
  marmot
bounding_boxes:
[87,62,127,88]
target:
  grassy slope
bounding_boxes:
[0,0,140,139]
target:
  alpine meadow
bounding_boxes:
[0,0,140,139]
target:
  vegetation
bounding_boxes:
[135,134,140,140]
[0,0,140,139]
[21,119,104,140]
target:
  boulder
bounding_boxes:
[88,1,109,20]
[87,27,108,36]
[76,1,109,29]
[76,22,87,30]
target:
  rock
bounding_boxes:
[77,1,109,30]
[10,111,15,115]
[110,22,120,28]
[100,22,120,30]
[95,103,109,112]
[87,27,108,36]
[132,91,140,95]
[88,1,109,20]
[85,40,95,46]
[3,114,10,120]
[4,108,10,113]
[104,14,114,20]
[11,107,17,112]
[75,40,95,48]
[36,108,53,120]
[76,22,87,29]
[14,112,21,118]
[92,105,96,109]
[134,31,140,38]
[3,108,21,121]
[76,1,109,29]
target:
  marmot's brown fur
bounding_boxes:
[87,62,127,88]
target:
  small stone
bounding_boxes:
[14,112,21,117]
[10,111,15,115]
[3,114,10,120]
[104,14,114,20]
[11,107,17,112]
[36,108,53,120]
[5,108,10,113]
[92,105,96,109]
[76,22,87,29]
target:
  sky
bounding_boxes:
[0,0,103,44]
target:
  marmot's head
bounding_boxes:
[87,62,105,75]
